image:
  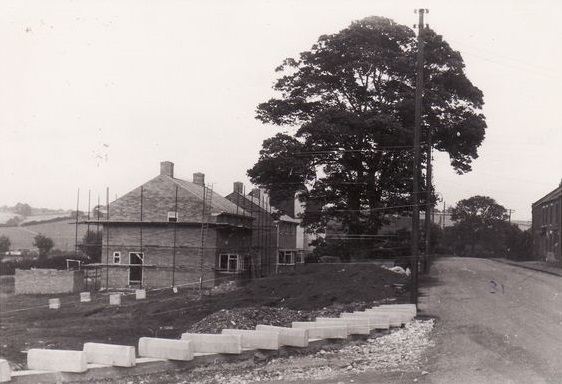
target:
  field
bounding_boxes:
[0,263,409,370]
[0,219,87,252]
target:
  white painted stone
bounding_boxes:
[138,337,193,361]
[291,322,348,339]
[109,294,121,305]
[83,342,136,367]
[255,325,309,347]
[135,289,146,300]
[378,304,417,317]
[340,312,391,329]
[27,349,87,373]
[180,333,242,354]
[0,359,10,383]
[80,292,91,303]
[48,298,60,309]
[314,317,371,335]
[366,308,412,324]
[222,329,280,350]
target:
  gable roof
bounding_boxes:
[227,191,300,224]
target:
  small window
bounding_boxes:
[296,251,305,264]
[113,252,121,264]
[278,251,295,265]
[168,211,178,222]
[218,253,244,273]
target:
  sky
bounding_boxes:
[0,0,560,221]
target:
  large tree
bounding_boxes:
[449,195,508,256]
[33,233,54,261]
[249,16,486,240]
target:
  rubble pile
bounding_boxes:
[187,302,376,334]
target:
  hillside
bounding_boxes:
[0,219,88,252]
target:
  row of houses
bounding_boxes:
[82,161,312,290]
[78,162,561,290]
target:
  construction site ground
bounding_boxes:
[0,263,411,373]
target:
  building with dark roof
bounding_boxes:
[532,180,562,266]
[85,161,253,289]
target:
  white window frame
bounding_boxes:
[218,253,244,273]
[112,251,121,264]
[278,250,296,266]
[296,250,305,264]
[168,211,178,222]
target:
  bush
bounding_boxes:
[0,251,90,275]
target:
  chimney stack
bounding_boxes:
[160,161,174,178]
[233,182,244,194]
[193,172,205,186]
[251,188,261,199]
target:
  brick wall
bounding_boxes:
[15,269,85,294]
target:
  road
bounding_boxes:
[416,257,562,384]
[278,257,562,384]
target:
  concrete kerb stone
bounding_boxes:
[138,338,194,361]
[291,322,348,339]
[366,308,412,325]
[0,359,11,383]
[27,349,88,373]
[109,294,121,306]
[83,343,136,367]
[79,292,91,303]
[135,289,146,300]
[255,325,309,347]
[377,304,417,317]
[221,329,280,351]
[358,310,403,327]
[181,333,242,354]
[314,317,371,335]
[48,298,60,310]
[340,312,391,329]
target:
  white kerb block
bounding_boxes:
[340,312,390,329]
[27,349,87,373]
[80,292,91,303]
[135,289,146,300]
[314,317,371,335]
[83,342,136,367]
[366,308,411,324]
[255,325,309,347]
[180,333,242,354]
[138,338,193,361]
[291,322,348,339]
[48,298,60,310]
[0,359,11,383]
[222,329,280,350]
[109,294,121,306]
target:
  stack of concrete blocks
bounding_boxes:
[109,294,121,306]
[80,292,91,303]
[48,298,60,310]
[135,289,146,300]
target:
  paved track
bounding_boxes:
[417,257,562,384]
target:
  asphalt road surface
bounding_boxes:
[415,257,562,384]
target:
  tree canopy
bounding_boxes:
[33,234,54,260]
[249,16,486,240]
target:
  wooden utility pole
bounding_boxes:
[411,8,427,306]
[424,128,432,273]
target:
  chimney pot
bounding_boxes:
[233,182,244,194]
[160,161,174,178]
[193,172,205,186]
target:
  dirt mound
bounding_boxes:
[235,263,408,310]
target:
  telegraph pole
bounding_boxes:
[424,128,432,273]
[411,8,427,306]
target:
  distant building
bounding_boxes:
[532,180,562,265]
[84,161,253,290]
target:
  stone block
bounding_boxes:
[378,304,417,317]
[48,298,60,310]
[109,294,121,306]
[340,312,391,329]
[221,329,280,350]
[291,322,348,339]
[0,359,10,383]
[255,325,309,347]
[138,337,193,361]
[314,317,371,335]
[366,308,412,324]
[83,342,136,367]
[135,289,146,300]
[180,333,242,354]
[27,349,87,373]
[80,292,91,303]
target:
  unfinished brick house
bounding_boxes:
[532,180,562,266]
[86,162,253,289]
[226,183,303,275]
